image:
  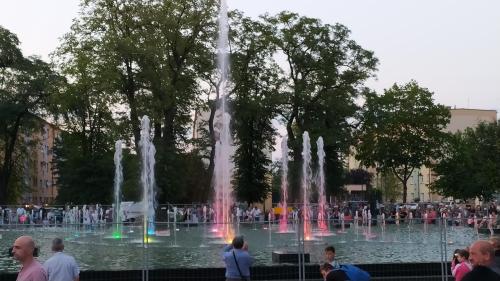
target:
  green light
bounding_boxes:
[112,232,122,239]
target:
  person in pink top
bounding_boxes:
[451,249,472,281]
[12,236,47,281]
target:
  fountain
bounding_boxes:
[140,116,156,238]
[113,140,123,239]
[302,132,312,240]
[279,136,290,233]
[212,0,234,243]
[316,137,328,232]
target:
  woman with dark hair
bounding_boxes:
[451,249,472,281]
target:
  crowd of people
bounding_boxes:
[2,201,498,230]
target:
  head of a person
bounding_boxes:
[232,236,244,249]
[456,249,470,263]
[12,236,35,263]
[469,240,495,267]
[52,238,64,252]
[320,263,334,279]
[324,246,336,263]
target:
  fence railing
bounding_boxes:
[0,215,495,281]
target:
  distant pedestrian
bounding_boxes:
[222,236,253,281]
[12,236,47,281]
[43,238,80,281]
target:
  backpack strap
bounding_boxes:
[232,250,248,281]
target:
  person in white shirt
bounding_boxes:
[43,238,79,281]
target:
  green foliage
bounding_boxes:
[230,14,282,204]
[345,169,373,186]
[378,169,402,203]
[263,12,378,202]
[432,122,500,200]
[54,132,113,204]
[356,81,450,203]
[0,26,23,68]
[0,26,63,203]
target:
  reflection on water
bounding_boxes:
[0,222,484,273]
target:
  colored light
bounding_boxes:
[112,232,122,239]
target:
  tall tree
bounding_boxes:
[51,34,118,204]
[56,0,218,203]
[0,26,63,203]
[263,12,378,201]
[432,122,500,200]
[356,81,450,203]
[230,14,283,204]
[135,0,218,203]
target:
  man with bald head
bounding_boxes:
[462,240,500,281]
[12,236,47,281]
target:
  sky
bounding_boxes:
[1,0,500,159]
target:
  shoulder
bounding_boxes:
[31,262,48,278]
[462,266,500,281]
[43,256,55,265]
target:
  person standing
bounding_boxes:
[222,236,253,281]
[43,238,80,281]
[463,240,500,281]
[451,249,472,281]
[12,236,47,281]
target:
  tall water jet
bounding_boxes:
[113,140,123,238]
[302,132,312,240]
[316,137,328,232]
[279,136,289,232]
[140,116,156,237]
[213,0,234,242]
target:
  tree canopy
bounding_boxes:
[356,81,450,203]
[431,122,500,200]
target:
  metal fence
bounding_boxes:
[0,207,496,281]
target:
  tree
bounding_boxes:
[52,25,120,204]
[230,14,283,204]
[432,122,500,200]
[135,0,218,203]
[56,0,218,203]
[0,26,63,203]
[356,81,450,203]
[345,168,373,186]
[378,168,402,203]
[263,12,378,201]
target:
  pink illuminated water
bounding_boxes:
[302,132,312,240]
[213,0,234,242]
